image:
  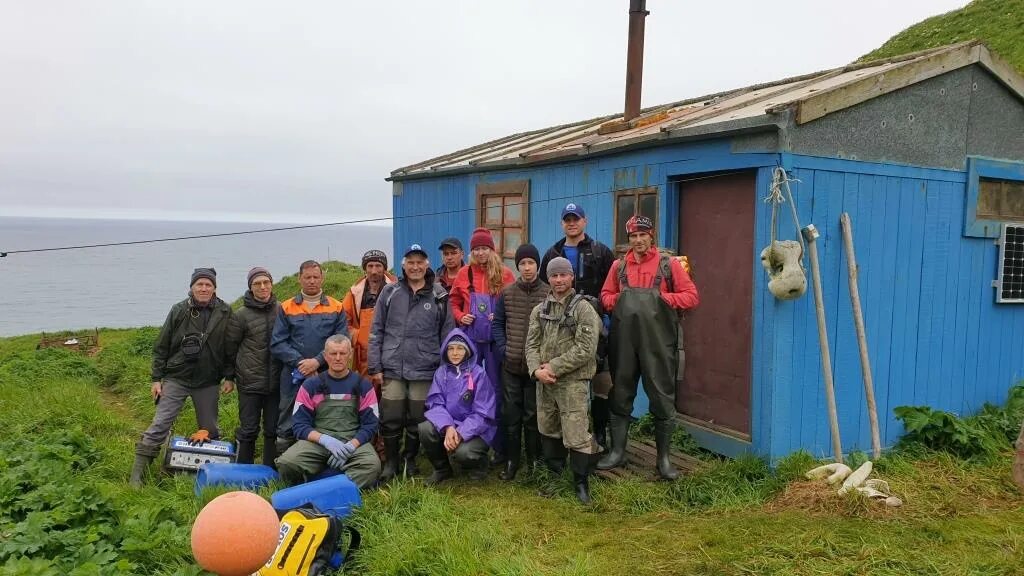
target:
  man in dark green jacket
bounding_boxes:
[129,268,234,487]
[224,267,282,466]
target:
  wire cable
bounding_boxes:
[1,170,748,257]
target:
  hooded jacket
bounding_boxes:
[224,291,282,395]
[151,295,233,388]
[526,288,601,383]
[424,329,497,446]
[367,268,455,381]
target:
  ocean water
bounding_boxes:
[0,217,392,337]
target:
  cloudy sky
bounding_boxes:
[0,0,966,223]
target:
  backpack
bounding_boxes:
[257,506,361,576]
[562,294,609,360]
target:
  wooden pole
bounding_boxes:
[1014,419,1024,492]
[802,224,843,463]
[840,213,882,459]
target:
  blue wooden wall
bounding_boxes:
[393,142,1024,460]
[760,156,1024,459]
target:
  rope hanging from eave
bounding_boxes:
[761,166,808,300]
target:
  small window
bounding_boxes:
[964,157,1024,238]
[477,180,529,269]
[614,187,659,249]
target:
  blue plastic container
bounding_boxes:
[194,463,279,496]
[270,474,362,519]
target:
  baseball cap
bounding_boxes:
[561,202,585,220]
[438,237,463,251]
[404,244,429,258]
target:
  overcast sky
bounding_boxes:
[0,0,967,223]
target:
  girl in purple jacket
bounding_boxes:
[418,329,497,485]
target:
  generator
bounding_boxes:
[163,435,236,472]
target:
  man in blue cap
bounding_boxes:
[368,244,454,481]
[539,203,615,450]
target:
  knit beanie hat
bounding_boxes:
[361,249,388,270]
[190,267,217,288]
[546,257,573,277]
[470,227,496,250]
[246,266,273,288]
[514,244,540,269]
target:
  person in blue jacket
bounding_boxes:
[418,329,497,486]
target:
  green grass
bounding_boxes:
[862,0,1024,72]
[232,260,366,308]
[3,262,1024,574]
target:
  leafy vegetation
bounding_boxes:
[894,383,1024,458]
[861,0,1024,73]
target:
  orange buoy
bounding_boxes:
[191,491,280,576]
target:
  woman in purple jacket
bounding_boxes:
[418,329,497,486]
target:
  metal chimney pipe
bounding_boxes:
[623,0,649,122]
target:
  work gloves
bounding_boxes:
[317,434,357,469]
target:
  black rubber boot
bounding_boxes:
[235,440,256,465]
[424,463,454,486]
[597,416,629,470]
[262,436,277,468]
[129,454,153,488]
[466,457,489,481]
[379,436,401,483]
[540,435,567,475]
[402,430,421,478]
[654,419,680,481]
[499,428,521,481]
[523,427,541,473]
[591,397,610,452]
[569,450,593,505]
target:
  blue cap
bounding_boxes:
[561,202,585,220]
[404,243,429,258]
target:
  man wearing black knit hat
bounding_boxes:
[492,243,550,480]
[129,267,234,487]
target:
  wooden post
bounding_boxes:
[840,213,882,459]
[1014,419,1024,492]
[802,224,843,463]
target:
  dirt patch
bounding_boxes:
[765,480,902,518]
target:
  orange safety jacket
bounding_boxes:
[341,272,398,376]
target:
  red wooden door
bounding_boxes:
[677,171,755,435]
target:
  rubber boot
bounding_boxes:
[402,430,421,478]
[423,437,453,487]
[262,436,278,468]
[379,436,401,483]
[499,427,521,481]
[523,426,541,473]
[591,397,610,452]
[129,454,153,488]
[569,450,593,505]
[466,457,489,481]
[540,435,567,475]
[597,416,629,470]
[654,420,679,481]
[236,439,256,465]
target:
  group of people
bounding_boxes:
[129,202,699,504]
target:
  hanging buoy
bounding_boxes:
[761,241,807,300]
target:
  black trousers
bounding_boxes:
[236,389,279,444]
[502,368,538,442]
[418,421,489,467]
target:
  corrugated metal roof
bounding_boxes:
[390,41,1023,180]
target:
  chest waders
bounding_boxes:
[597,256,681,479]
[467,266,505,461]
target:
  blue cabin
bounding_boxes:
[386,41,1024,460]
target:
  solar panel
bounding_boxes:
[995,223,1024,303]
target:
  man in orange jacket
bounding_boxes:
[342,249,397,376]
[597,215,699,480]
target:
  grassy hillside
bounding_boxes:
[862,0,1024,71]
[231,260,366,308]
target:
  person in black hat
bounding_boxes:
[491,243,550,480]
[368,244,454,481]
[539,203,616,451]
[436,237,464,291]
[129,267,234,487]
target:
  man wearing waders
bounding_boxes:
[597,215,699,480]
[368,244,454,481]
[526,257,602,503]
[539,202,615,450]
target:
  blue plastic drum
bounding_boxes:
[194,463,279,496]
[270,474,362,519]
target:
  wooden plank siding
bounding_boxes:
[393,143,1024,461]
[765,155,1024,459]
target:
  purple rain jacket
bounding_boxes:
[424,328,498,447]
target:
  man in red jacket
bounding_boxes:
[597,215,699,480]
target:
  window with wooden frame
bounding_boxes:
[964,157,1024,238]
[477,180,529,269]
[614,186,659,250]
